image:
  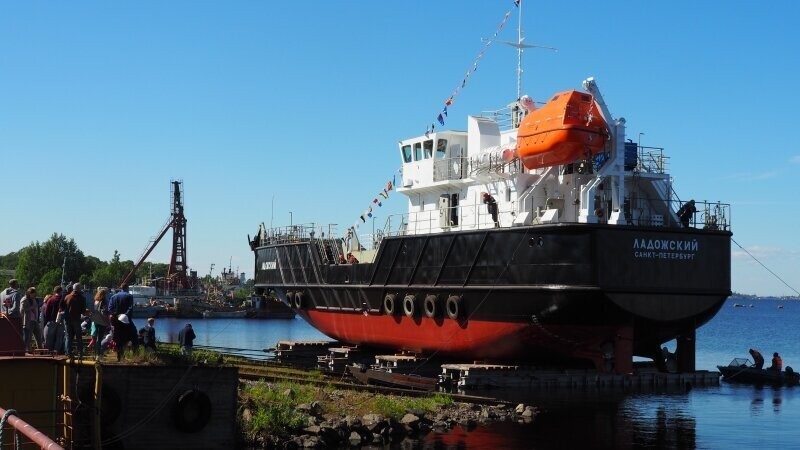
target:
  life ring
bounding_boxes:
[423,295,439,318]
[383,294,397,315]
[403,295,416,317]
[172,389,212,433]
[446,295,463,320]
[293,292,304,309]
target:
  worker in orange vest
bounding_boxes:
[769,352,783,372]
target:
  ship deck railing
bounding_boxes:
[254,199,729,252]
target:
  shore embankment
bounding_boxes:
[95,344,536,448]
[239,379,536,449]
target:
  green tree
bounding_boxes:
[0,251,19,270]
[91,250,134,288]
[15,233,87,289]
[38,269,62,296]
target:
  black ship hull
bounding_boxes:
[253,224,731,373]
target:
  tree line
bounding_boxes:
[0,233,169,294]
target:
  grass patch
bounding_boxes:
[241,381,322,435]
[370,393,454,420]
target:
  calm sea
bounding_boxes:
[153,297,800,449]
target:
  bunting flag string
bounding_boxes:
[355,169,399,230]
[425,3,515,136]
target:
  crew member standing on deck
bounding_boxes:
[482,192,499,228]
[677,199,697,228]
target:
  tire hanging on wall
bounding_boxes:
[172,389,213,433]
[446,295,463,320]
[286,291,295,307]
[423,295,439,318]
[383,294,397,316]
[293,292,304,309]
[403,295,416,317]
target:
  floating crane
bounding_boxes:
[119,180,189,290]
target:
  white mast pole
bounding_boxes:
[517,0,523,100]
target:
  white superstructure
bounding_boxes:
[393,79,727,236]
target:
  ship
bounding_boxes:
[249,13,731,375]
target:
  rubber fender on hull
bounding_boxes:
[286,291,295,307]
[423,295,439,318]
[403,295,417,317]
[383,294,397,315]
[293,291,304,309]
[446,295,464,320]
[172,389,212,433]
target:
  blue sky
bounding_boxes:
[1,1,798,296]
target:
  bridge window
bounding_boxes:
[402,145,412,163]
[436,139,448,159]
[414,143,422,161]
[423,140,433,159]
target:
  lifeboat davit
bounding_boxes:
[516,90,609,170]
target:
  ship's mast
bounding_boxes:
[516,0,523,101]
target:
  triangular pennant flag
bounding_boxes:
[360,214,366,223]
[443,106,448,117]
[437,114,444,126]
[445,96,453,106]
[387,181,393,191]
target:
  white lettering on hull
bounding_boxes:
[632,238,698,260]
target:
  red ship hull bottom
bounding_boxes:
[301,310,634,373]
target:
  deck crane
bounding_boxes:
[119,180,189,290]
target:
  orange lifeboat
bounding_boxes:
[515,90,609,170]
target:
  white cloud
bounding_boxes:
[732,245,798,259]
[724,171,780,181]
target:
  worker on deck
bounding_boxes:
[347,252,359,264]
[676,199,697,228]
[749,348,765,369]
[769,352,783,372]
[482,192,499,228]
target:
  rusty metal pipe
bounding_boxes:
[0,406,64,450]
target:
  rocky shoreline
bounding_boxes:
[240,381,536,449]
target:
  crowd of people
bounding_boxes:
[1,279,196,360]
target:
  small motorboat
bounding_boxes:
[717,358,799,386]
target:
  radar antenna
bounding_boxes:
[481,0,557,100]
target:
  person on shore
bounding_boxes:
[91,288,109,359]
[482,192,499,228]
[749,348,765,369]
[1,279,21,317]
[109,285,138,352]
[140,317,157,351]
[677,199,697,228]
[769,352,783,372]
[178,323,196,357]
[20,287,43,352]
[113,314,132,361]
[63,283,87,358]
[42,286,65,353]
